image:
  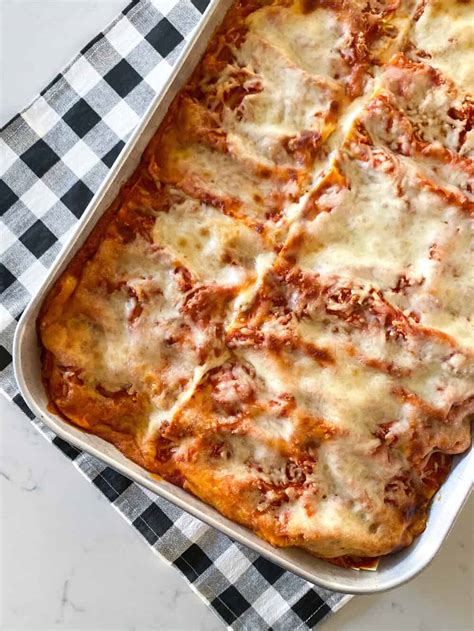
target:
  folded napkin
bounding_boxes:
[0,1,350,627]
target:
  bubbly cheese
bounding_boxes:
[222,32,341,165]
[151,195,270,286]
[410,0,474,93]
[41,234,221,412]
[247,3,349,81]
[156,135,295,215]
[379,56,473,156]
[287,69,474,348]
[292,157,452,284]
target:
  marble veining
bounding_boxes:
[56,577,86,623]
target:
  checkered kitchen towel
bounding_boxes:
[0,1,351,628]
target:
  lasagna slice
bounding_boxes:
[407,0,474,94]
[245,0,416,96]
[213,264,473,558]
[39,173,269,473]
[288,63,474,348]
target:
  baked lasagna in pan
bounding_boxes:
[39,0,474,566]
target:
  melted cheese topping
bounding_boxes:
[292,154,474,345]
[151,195,270,286]
[247,3,350,81]
[287,54,474,348]
[379,56,474,156]
[409,0,474,93]
[224,32,341,165]
[39,0,474,563]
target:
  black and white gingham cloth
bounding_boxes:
[0,1,351,627]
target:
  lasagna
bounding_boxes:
[39,0,474,565]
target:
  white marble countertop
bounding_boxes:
[1,2,473,629]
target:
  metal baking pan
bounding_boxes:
[13,0,473,594]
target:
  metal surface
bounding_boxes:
[13,0,473,594]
